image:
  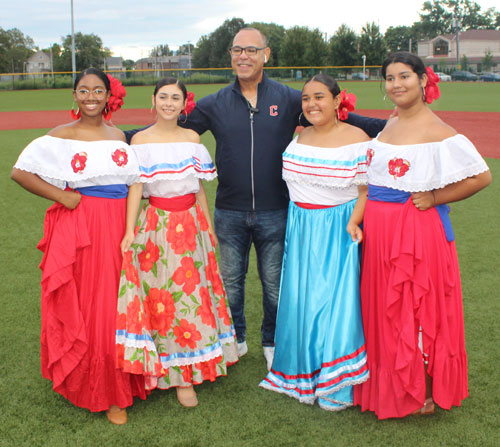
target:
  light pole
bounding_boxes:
[71,0,76,81]
[187,40,191,69]
[49,45,53,77]
[453,16,460,68]
[362,55,366,81]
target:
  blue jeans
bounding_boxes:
[214,208,288,347]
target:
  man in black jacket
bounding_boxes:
[131,27,386,370]
[184,28,386,369]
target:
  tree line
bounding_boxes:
[193,1,500,68]
[1,0,499,74]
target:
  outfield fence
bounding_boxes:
[0,65,382,90]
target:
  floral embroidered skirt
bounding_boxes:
[38,196,147,412]
[259,201,369,411]
[353,199,468,419]
[116,201,239,390]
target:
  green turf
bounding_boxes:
[0,81,499,113]
[1,125,499,446]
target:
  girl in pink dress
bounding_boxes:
[353,52,491,419]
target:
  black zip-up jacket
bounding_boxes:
[126,74,386,212]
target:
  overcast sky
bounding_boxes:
[1,0,498,60]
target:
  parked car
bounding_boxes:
[479,72,500,82]
[451,71,478,81]
[352,72,368,80]
[435,72,451,81]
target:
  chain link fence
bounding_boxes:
[0,66,382,90]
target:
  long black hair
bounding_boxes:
[153,77,187,101]
[382,52,427,80]
[73,67,110,90]
[303,73,341,97]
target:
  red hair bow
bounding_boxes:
[183,92,196,115]
[337,90,356,121]
[424,67,440,104]
[103,74,127,120]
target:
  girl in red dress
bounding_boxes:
[11,68,146,424]
[353,52,491,419]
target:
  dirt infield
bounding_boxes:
[1,108,498,158]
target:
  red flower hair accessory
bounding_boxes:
[424,67,440,104]
[103,74,127,120]
[183,91,196,115]
[337,89,356,121]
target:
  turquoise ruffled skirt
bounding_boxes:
[260,200,369,411]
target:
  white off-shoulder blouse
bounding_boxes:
[14,135,139,189]
[132,142,217,198]
[282,136,369,206]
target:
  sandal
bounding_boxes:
[411,398,435,416]
[106,405,128,425]
[176,386,198,407]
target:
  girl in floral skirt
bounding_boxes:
[115,78,238,407]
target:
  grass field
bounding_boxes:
[0,80,499,113]
[0,84,499,447]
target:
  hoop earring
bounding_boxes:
[383,94,387,102]
[70,103,80,120]
[422,87,426,103]
[298,112,305,126]
[179,112,187,124]
[335,108,340,123]
[102,105,111,121]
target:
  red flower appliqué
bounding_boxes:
[197,287,216,328]
[195,203,209,232]
[138,238,160,272]
[195,356,223,382]
[166,210,198,254]
[126,294,148,334]
[144,288,176,336]
[71,152,88,173]
[122,250,141,288]
[112,148,128,167]
[205,251,224,296]
[217,296,232,326]
[123,358,144,374]
[388,157,411,179]
[366,148,375,167]
[173,319,202,349]
[181,364,193,383]
[145,206,159,232]
[172,256,201,296]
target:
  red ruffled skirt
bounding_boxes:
[38,195,147,412]
[353,198,468,419]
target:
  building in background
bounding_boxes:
[418,29,500,73]
[135,55,192,71]
[26,51,52,75]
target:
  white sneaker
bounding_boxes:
[237,341,248,357]
[263,346,275,370]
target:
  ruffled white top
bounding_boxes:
[282,137,369,206]
[13,135,139,189]
[366,134,489,192]
[132,142,217,198]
